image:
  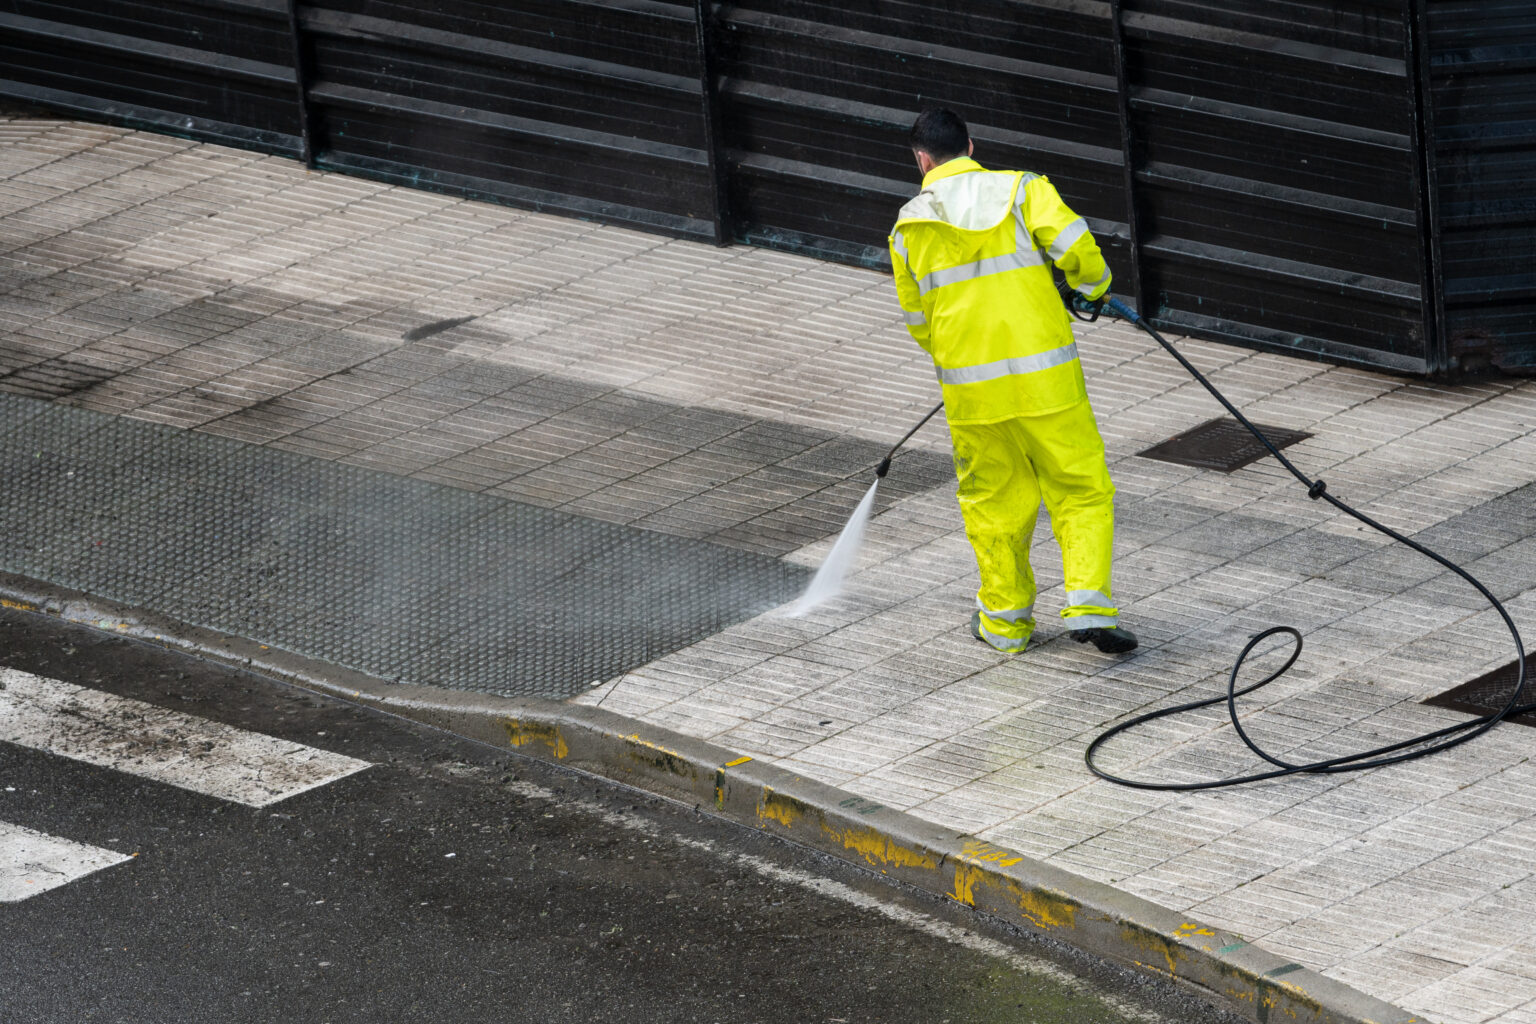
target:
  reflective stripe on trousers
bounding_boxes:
[975,597,1032,653]
[975,618,1029,652]
[1062,588,1117,629]
[978,596,1034,622]
[1066,589,1113,609]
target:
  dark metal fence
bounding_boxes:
[1,0,1531,377]
[1424,0,1536,374]
[1,0,303,154]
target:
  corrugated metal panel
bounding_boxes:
[1122,0,1430,371]
[717,1,1129,274]
[0,0,1529,378]
[0,0,302,155]
[297,0,718,239]
[716,0,1432,371]
[1426,0,1536,373]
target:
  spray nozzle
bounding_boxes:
[875,456,892,478]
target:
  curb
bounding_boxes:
[0,570,1428,1024]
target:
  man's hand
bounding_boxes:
[1069,291,1104,323]
[1057,278,1103,322]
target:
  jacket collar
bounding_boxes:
[921,156,984,188]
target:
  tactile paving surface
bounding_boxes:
[0,393,809,697]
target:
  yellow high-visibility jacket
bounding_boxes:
[890,157,1112,424]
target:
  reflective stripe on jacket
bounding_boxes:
[889,157,1112,424]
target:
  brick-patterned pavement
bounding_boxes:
[5,113,1536,1023]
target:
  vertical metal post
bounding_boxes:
[1108,0,1147,310]
[1405,0,1447,374]
[693,0,732,245]
[285,0,316,167]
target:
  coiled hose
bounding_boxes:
[1080,295,1527,789]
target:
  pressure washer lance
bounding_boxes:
[1081,294,1528,790]
[876,401,945,479]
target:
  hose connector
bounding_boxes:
[1104,295,1142,325]
[1308,479,1328,500]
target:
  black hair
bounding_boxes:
[908,107,970,162]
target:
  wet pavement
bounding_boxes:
[5,111,1536,1023]
[0,393,808,696]
[0,606,1242,1024]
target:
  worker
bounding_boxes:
[889,107,1137,655]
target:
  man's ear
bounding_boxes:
[967,139,975,157]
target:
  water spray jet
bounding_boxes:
[787,400,944,617]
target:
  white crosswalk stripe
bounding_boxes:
[0,669,373,901]
[0,669,371,807]
[0,821,133,902]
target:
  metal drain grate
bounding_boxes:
[1137,417,1311,473]
[1422,661,1535,727]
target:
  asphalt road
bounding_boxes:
[0,607,1241,1024]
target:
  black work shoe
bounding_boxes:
[1070,626,1139,654]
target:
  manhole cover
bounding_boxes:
[1137,417,1311,473]
[1422,660,1534,726]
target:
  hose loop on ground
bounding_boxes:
[1084,299,1528,790]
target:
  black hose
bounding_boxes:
[1084,295,1529,790]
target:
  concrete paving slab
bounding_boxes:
[5,113,1536,1023]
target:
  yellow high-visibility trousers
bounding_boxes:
[950,400,1118,652]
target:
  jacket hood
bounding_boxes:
[896,158,1021,232]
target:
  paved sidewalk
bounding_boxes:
[4,113,1536,1023]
